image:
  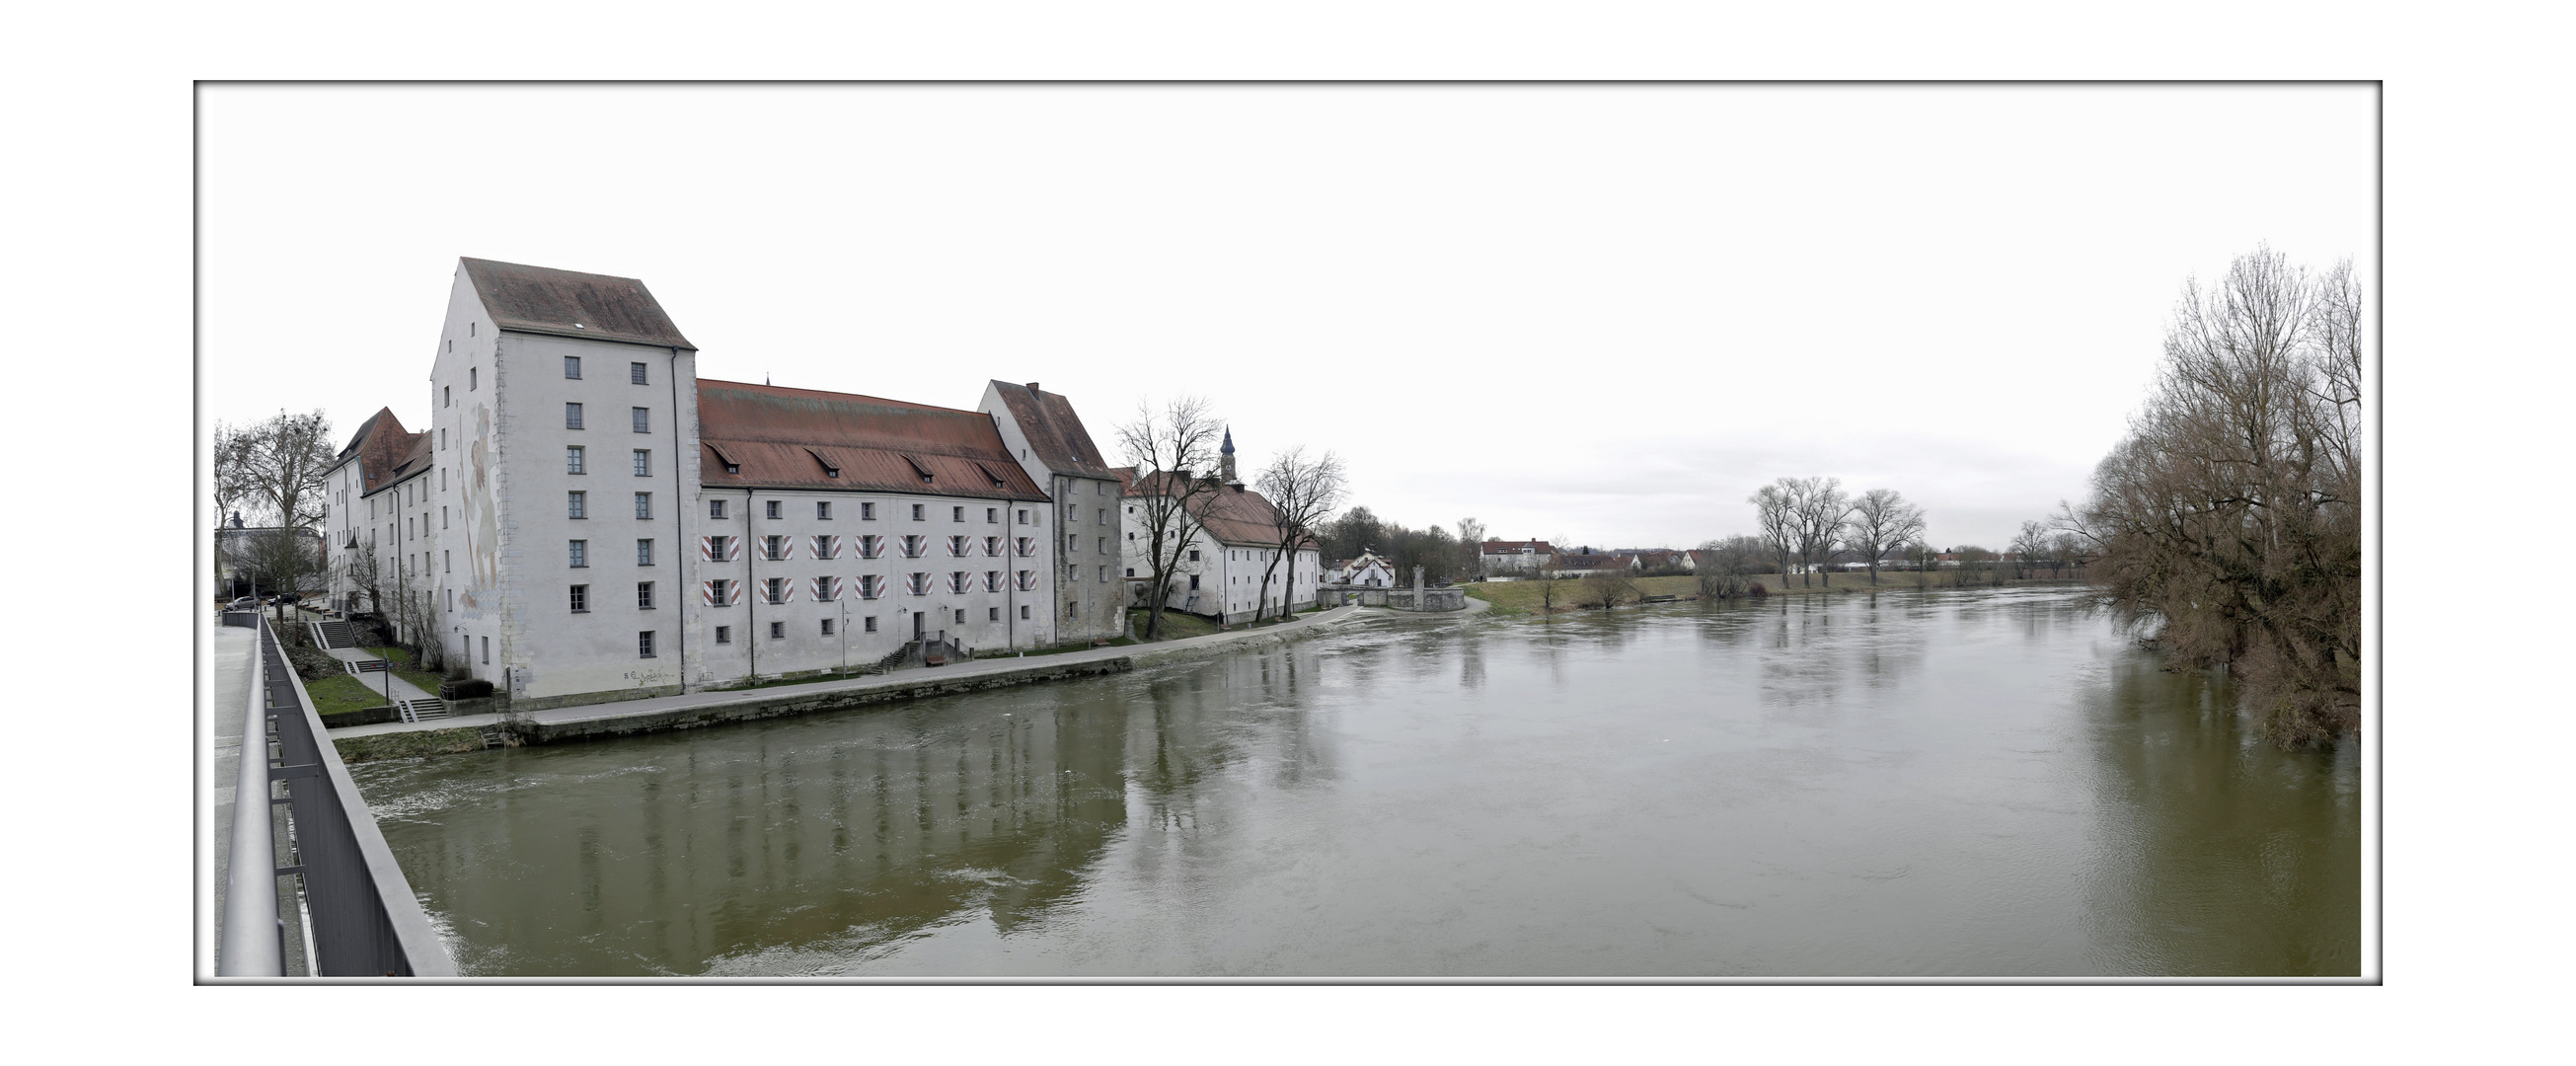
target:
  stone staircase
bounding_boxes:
[395,697,449,723]
[308,620,362,649]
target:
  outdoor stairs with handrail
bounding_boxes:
[308,620,362,649]
[395,697,449,724]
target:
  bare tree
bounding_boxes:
[1750,484,1798,590]
[1116,396,1225,641]
[1582,569,1635,610]
[1455,516,1486,581]
[340,531,388,618]
[217,409,337,600]
[1694,535,1763,600]
[2072,247,2362,745]
[1531,531,1567,615]
[1780,476,1849,588]
[1845,489,1927,586]
[2009,520,2055,580]
[1253,445,1347,622]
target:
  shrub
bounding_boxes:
[439,678,494,700]
[284,644,342,682]
[1747,581,1768,598]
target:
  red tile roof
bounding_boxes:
[987,381,1121,479]
[696,379,1046,500]
[340,408,429,496]
[461,258,696,350]
[1125,470,1315,550]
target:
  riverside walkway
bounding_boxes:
[331,603,1383,752]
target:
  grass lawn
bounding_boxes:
[363,647,449,694]
[304,673,392,716]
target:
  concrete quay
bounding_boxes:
[329,603,1373,759]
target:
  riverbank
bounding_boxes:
[1464,573,2092,616]
[329,603,1367,762]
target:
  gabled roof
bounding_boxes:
[1552,553,1636,571]
[1480,539,1553,555]
[988,381,1120,480]
[696,379,1047,500]
[338,408,429,496]
[460,258,696,350]
[1125,470,1315,550]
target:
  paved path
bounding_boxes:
[322,647,437,704]
[330,602,1387,740]
[210,624,253,972]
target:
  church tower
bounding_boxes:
[1220,427,1238,484]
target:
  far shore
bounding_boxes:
[1463,571,2092,617]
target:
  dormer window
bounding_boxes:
[725,463,740,475]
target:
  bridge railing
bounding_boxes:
[218,616,455,977]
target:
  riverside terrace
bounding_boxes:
[321,601,1444,761]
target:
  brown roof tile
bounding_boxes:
[1125,471,1314,550]
[696,379,1046,500]
[340,408,429,496]
[988,381,1121,479]
[461,258,696,350]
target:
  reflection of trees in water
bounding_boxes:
[2075,652,2360,975]
[1709,593,1932,718]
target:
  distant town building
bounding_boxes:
[1334,550,1397,588]
[1547,553,1640,577]
[1477,538,1554,578]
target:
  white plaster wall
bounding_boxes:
[685,489,1052,684]
[977,382,1125,645]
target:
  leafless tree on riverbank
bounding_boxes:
[2068,247,2362,745]
[1751,484,1798,590]
[1846,490,1927,586]
[1253,445,1346,621]
[1116,396,1224,641]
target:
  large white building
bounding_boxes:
[329,258,1118,711]
[1118,431,1323,626]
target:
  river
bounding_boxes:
[351,586,2360,976]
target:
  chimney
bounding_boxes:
[1025,382,1040,393]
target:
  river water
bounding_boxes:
[352,586,2360,977]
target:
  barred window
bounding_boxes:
[631,407,650,433]
[630,361,648,385]
[817,501,832,520]
[710,498,727,519]
[565,355,582,379]
[864,616,877,633]
[635,493,651,519]
[567,446,585,474]
[637,539,654,566]
[566,402,583,429]
[638,631,655,657]
[634,449,651,477]
[770,621,786,639]
[716,625,731,645]
[569,584,589,612]
[568,540,587,568]
[568,491,587,519]
[768,499,783,520]
[638,581,655,609]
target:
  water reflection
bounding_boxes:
[356,587,2358,976]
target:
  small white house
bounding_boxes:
[1336,550,1397,588]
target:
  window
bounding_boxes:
[767,500,783,520]
[861,501,875,520]
[482,636,489,663]
[710,578,730,603]
[634,449,651,477]
[565,355,582,379]
[859,615,879,633]
[816,501,832,520]
[1098,508,1105,525]
[911,503,925,521]
[444,550,451,573]
[1099,566,1108,582]
[821,618,835,636]
[1189,550,1200,562]
[1189,574,1200,590]
[470,367,478,391]
[569,584,589,612]
[770,621,786,640]
[708,536,731,561]
[638,581,655,609]
[639,631,657,657]
[952,505,964,522]
[1067,534,1079,552]
[444,386,451,408]
[1018,509,1029,524]
[954,609,966,624]
[710,499,727,520]
[1126,568,1135,577]
[568,540,588,568]
[1021,604,1030,620]
[985,571,1001,592]
[566,403,584,429]
[986,507,998,523]
[632,407,650,433]
[766,576,787,604]
[1098,538,1106,554]
[764,535,787,561]
[947,535,968,557]
[634,493,652,519]
[716,625,731,645]
[631,361,648,385]
[858,574,884,599]
[1067,601,1078,620]
[566,446,587,474]
[637,539,654,566]
[568,491,587,519]
[989,607,1001,622]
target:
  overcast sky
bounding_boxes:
[200,84,2372,550]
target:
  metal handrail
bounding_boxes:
[219,617,283,976]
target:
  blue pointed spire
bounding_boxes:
[1221,427,1235,455]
